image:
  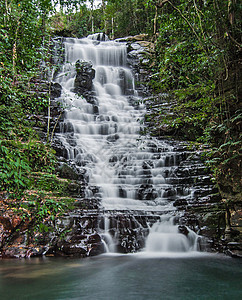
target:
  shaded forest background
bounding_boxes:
[0,0,241,226]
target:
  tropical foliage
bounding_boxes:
[0,0,74,226]
[143,0,241,196]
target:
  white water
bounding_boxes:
[145,216,199,254]
[54,34,200,254]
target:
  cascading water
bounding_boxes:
[54,33,203,255]
[145,216,199,253]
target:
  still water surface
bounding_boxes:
[0,253,241,300]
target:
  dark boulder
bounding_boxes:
[73,60,95,95]
[88,233,102,243]
[50,82,62,99]
[88,233,106,256]
[173,199,188,207]
[178,225,189,236]
[58,163,82,180]
[58,242,87,257]
[137,184,158,200]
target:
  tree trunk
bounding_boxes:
[153,5,158,35]
[228,0,236,25]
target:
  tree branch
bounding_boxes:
[193,0,206,41]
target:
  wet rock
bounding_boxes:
[67,182,81,194]
[119,187,127,198]
[178,225,189,236]
[107,134,119,142]
[173,199,188,207]
[88,32,109,41]
[137,184,157,200]
[88,233,106,256]
[142,160,154,169]
[128,42,142,51]
[117,230,145,253]
[0,216,13,231]
[109,155,118,163]
[83,91,98,104]
[73,60,95,95]
[59,242,87,257]
[1,241,46,258]
[88,242,106,256]
[25,247,46,258]
[50,82,62,99]
[51,138,66,158]
[93,105,99,114]
[225,249,242,258]
[62,121,74,133]
[65,133,77,147]
[58,163,81,180]
[74,198,99,210]
[88,233,101,243]
[2,247,27,259]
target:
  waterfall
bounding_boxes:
[54,34,202,254]
[145,216,199,253]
